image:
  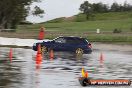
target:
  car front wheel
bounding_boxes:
[75,48,84,55]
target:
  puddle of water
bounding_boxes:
[0,47,132,88]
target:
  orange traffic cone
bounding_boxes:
[9,48,13,61]
[85,71,89,78]
[49,49,54,60]
[36,44,42,64]
[38,27,45,40]
[37,44,42,54]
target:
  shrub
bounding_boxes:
[130,27,132,32]
[113,28,122,33]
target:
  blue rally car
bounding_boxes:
[33,36,92,54]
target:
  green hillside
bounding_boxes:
[75,12,132,21]
[37,12,132,32]
[46,12,132,22]
[42,18,132,32]
[10,12,132,43]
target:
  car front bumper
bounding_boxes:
[83,49,92,54]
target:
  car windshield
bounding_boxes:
[82,38,88,43]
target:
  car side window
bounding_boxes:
[66,38,76,44]
[54,38,66,43]
[75,38,88,44]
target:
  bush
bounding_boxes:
[113,28,122,33]
[130,27,132,32]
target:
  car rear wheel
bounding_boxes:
[76,48,84,55]
[41,46,48,53]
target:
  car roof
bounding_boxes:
[53,36,88,43]
[59,36,83,39]
[53,36,87,42]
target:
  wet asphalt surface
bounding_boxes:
[0,46,132,88]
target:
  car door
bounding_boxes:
[53,37,66,51]
[63,38,78,52]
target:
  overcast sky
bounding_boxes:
[26,0,132,23]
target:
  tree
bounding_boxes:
[0,0,44,29]
[123,1,132,11]
[110,1,132,12]
[110,2,120,12]
[79,1,93,20]
[92,2,109,13]
[32,6,44,18]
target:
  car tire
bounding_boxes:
[41,46,48,53]
[75,48,84,55]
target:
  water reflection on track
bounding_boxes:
[0,47,132,88]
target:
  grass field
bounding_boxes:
[0,12,132,44]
